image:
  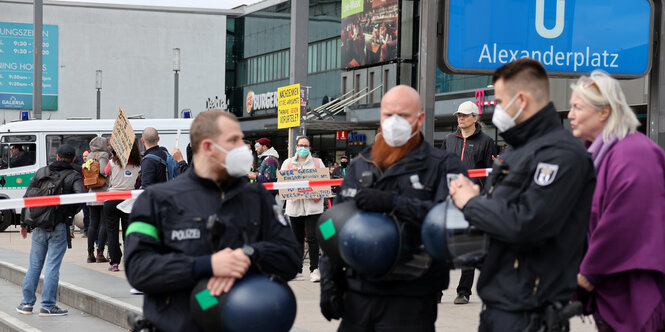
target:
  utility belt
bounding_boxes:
[522,301,583,332]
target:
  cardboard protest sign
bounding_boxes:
[110,107,135,167]
[278,168,332,200]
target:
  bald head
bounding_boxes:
[380,85,424,128]
[141,127,159,148]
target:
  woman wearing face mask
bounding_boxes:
[568,70,665,332]
[280,136,326,283]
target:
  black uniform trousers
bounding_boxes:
[478,306,529,332]
[338,291,437,332]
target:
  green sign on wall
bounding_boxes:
[342,0,363,18]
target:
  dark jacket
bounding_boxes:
[462,103,596,312]
[125,168,301,332]
[140,145,167,188]
[322,135,466,296]
[331,165,347,179]
[442,123,497,188]
[22,161,86,227]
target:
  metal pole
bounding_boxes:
[288,0,309,157]
[96,89,101,119]
[174,71,179,118]
[418,0,439,144]
[648,0,665,149]
[95,70,102,119]
[33,0,43,119]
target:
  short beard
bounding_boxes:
[370,131,421,169]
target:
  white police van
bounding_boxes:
[0,118,192,231]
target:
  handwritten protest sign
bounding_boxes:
[278,168,332,200]
[110,107,135,167]
[277,83,301,129]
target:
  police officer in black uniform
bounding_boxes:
[320,85,465,331]
[449,59,596,331]
[125,110,301,332]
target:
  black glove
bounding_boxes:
[320,279,344,321]
[355,188,395,212]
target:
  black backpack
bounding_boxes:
[21,168,74,230]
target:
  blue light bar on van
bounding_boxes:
[182,109,192,118]
[21,111,29,121]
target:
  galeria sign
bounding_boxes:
[440,0,653,77]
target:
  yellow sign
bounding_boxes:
[110,107,136,168]
[277,83,301,129]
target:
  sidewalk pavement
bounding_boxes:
[0,226,597,331]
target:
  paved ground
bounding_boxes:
[0,226,597,331]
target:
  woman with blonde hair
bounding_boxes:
[568,70,665,331]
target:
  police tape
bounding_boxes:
[0,190,144,211]
[0,168,492,211]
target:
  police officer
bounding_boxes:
[125,110,301,332]
[449,59,596,331]
[320,85,465,331]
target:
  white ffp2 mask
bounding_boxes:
[381,114,418,147]
[210,142,254,177]
[492,94,523,133]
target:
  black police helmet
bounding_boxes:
[338,212,400,277]
[316,201,359,264]
[421,197,488,268]
[421,200,448,263]
[190,273,297,332]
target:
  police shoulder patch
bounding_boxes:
[533,162,559,186]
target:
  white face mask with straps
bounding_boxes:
[381,114,418,147]
[492,93,523,133]
[210,141,254,177]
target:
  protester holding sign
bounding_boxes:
[280,136,326,282]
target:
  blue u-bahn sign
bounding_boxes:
[440,0,654,77]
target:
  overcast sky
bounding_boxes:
[52,0,262,10]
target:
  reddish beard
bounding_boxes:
[370,130,421,169]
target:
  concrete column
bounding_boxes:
[418,0,439,144]
[648,0,665,149]
[288,0,309,157]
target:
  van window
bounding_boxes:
[0,135,37,169]
[46,134,98,165]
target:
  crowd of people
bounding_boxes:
[14,58,665,332]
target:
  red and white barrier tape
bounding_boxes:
[0,168,492,211]
[0,190,144,211]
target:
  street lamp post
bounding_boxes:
[173,48,180,119]
[95,70,102,119]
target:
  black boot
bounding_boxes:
[87,250,96,263]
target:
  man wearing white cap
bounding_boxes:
[441,100,497,305]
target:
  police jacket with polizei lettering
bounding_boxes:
[462,103,596,312]
[326,135,466,296]
[125,168,301,332]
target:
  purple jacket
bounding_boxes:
[580,132,665,332]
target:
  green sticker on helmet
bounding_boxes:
[195,288,218,311]
[319,219,336,241]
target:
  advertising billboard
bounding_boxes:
[0,22,59,110]
[341,0,399,69]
